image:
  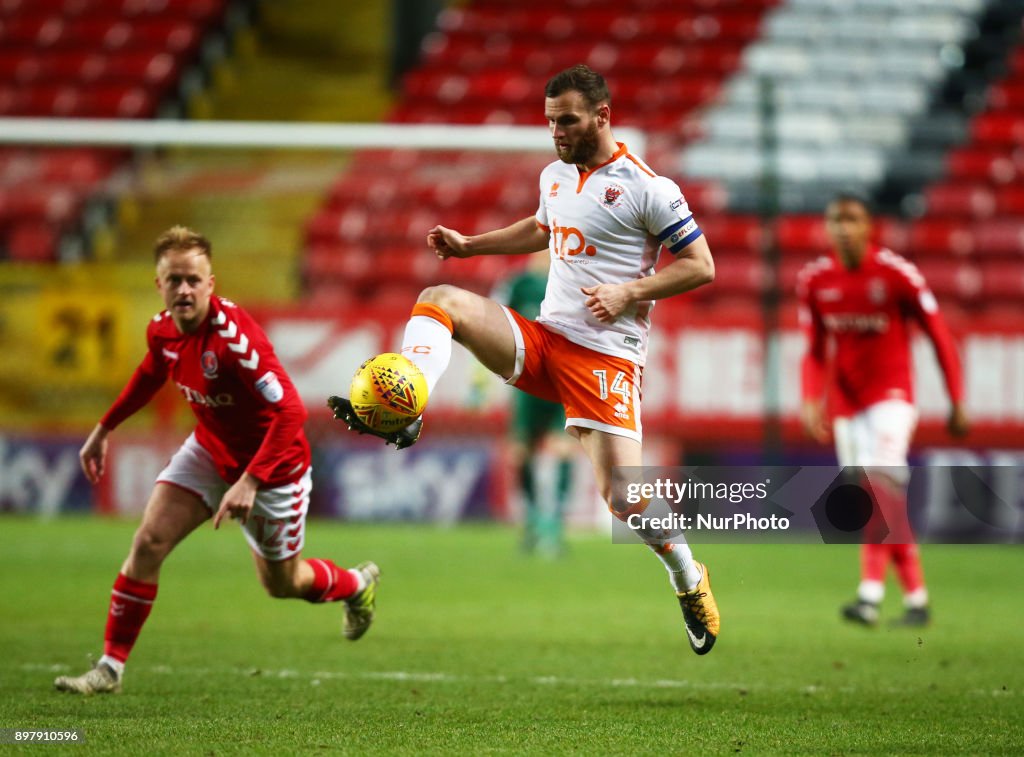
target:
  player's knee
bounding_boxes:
[130,527,172,566]
[417,284,467,320]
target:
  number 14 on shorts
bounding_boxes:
[593,369,632,418]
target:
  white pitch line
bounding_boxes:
[21,664,1016,697]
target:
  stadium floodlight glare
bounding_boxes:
[0,117,647,154]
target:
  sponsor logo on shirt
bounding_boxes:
[822,313,890,333]
[818,288,843,302]
[602,183,625,208]
[162,348,179,361]
[551,217,597,259]
[201,350,218,379]
[669,196,685,211]
[176,382,235,407]
[255,371,285,404]
[623,336,640,346]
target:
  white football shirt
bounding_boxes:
[534,142,702,365]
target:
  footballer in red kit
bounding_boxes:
[798,193,969,627]
[54,226,381,696]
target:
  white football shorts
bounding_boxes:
[833,399,918,476]
[156,432,311,561]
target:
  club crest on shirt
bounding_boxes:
[201,350,219,379]
[549,182,560,197]
[867,278,888,305]
[602,183,625,208]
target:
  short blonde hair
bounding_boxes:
[153,225,212,263]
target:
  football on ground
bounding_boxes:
[349,352,428,432]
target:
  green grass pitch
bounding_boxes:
[1,515,1021,755]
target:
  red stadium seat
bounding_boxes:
[971,113,1024,147]
[303,0,779,302]
[699,214,762,253]
[971,221,1024,257]
[776,214,827,253]
[0,185,80,225]
[33,148,118,186]
[0,0,222,23]
[979,261,1024,300]
[304,281,356,312]
[874,217,909,254]
[0,50,177,88]
[924,183,996,219]
[707,253,766,295]
[987,81,1024,111]
[915,260,982,302]
[680,180,729,213]
[5,221,58,262]
[946,147,1018,184]
[0,15,69,48]
[994,186,1024,217]
[778,254,821,293]
[9,84,155,117]
[615,41,744,76]
[906,219,976,257]
[1010,46,1024,76]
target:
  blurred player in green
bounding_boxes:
[494,253,574,556]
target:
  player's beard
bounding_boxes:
[557,121,601,167]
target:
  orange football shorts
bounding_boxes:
[501,307,643,441]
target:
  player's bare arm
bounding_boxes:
[581,235,714,323]
[213,471,261,528]
[799,400,831,444]
[948,403,970,438]
[79,423,111,485]
[428,216,549,260]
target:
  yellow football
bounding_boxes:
[349,352,428,433]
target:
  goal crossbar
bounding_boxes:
[0,117,646,154]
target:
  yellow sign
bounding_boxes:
[36,291,133,386]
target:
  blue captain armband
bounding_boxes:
[658,216,702,253]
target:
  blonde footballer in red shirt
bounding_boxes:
[330,65,721,654]
[55,227,380,695]
[798,194,969,627]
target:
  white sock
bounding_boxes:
[99,655,124,677]
[350,568,367,594]
[653,542,702,593]
[857,580,885,604]
[401,314,453,395]
[904,588,928,609]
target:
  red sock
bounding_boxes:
[861,543,888,583]
[103,573,158,663]
[889,543,925,593]
[304,559,359,603]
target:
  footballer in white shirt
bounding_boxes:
[330,64,720,655]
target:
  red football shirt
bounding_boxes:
[797,246,963,418]
[101,295,310,487]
